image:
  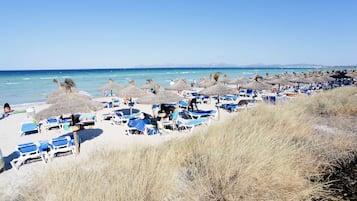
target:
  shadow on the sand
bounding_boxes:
[2,151,19,171]
[60,128,103,144]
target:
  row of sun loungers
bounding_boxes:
[20,113,97,136]
[10,135,76,170]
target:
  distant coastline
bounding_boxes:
[1,65,356,72]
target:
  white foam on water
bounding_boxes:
[79,90,92,97]
[40,77,57,80]
[4,82,19,85]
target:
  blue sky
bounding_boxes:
[0,0,356,69]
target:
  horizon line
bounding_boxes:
[1,64,357,71]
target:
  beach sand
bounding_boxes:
[0,97,238,197]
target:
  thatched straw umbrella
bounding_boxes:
[36,94,103,120]
[141,79,156,90]
[137,89,183,132]
[116,80,147,114]
[47,78,85,104]
[115,80,147,98]
[199,83,236,96]
[199,83,236,120]
[288,72,310,84]
[265,75,292,92]
[100,78,124,96]
[241,76,272,91]
[47,79,66,104]
[199,80,215,88]
[228,76,249,88]
[36,78,102,155]
[220,74,231,84]
[137,89,183,104]
[166,78,192,91]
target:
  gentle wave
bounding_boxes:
[23,77,31,80]
[13,101,46,108]
[79,90,92,97]
[4,82,19,85]
[242,72,254,75]
[40,77,57,80]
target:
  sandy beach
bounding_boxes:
[0,96,236,197]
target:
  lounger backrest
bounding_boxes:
[18,143,38,154]
[51,136,70,147]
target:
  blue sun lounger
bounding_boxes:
[177,118,210,132]
[20,122,39,136]
[10,141,50,170]
[220,103,238,112]
[126,119,158,135]
[48,136,76,159]
[185,110,217,119]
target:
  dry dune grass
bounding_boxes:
[10,87,357,201]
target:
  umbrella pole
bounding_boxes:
[72,125,80,155]
[217,106,220,121]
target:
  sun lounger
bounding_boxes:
[44,117,61,131]
[162,110,179,130]
[246,89,253,97]
[78,113,96,127]
[48,136,76,159]
[220,103,238,112]
[178,100,188,108]
[20,122,39,136]
[0,148,4,172]
[239,89,247,96]
[177,117,210,132]
[10,141,50,169]
[113,99,120,107]
[112,111,128,125]
[219,95,238,101]
[184,110,217,119]
[126,119,157,135]
[124,112,141,120]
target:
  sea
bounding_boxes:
[0,67,354,106]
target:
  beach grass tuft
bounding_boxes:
[13,86,357,201]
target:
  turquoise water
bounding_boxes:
[0,67,346,105]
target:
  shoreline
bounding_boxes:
[1,65,356,72]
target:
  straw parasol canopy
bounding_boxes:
[287,72,310,83]
[35,94,103,120]
[265,75,292,86]
[47,79,66,104]
[36,78,102,120]
[141,79,156,90]
[199,83,236,96]
[220,74,231,84]
[241,76,272,90]
[47,78,83,104]
[166,78,192,91]
[198,80,215,88]
[100,78,124,95]
[229,76,249,85]
[137,89,183,104]
[115,80,147,98]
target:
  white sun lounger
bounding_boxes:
[10,141,50,170]
[48,136,76,159]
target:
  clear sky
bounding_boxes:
[0,0,356,69]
